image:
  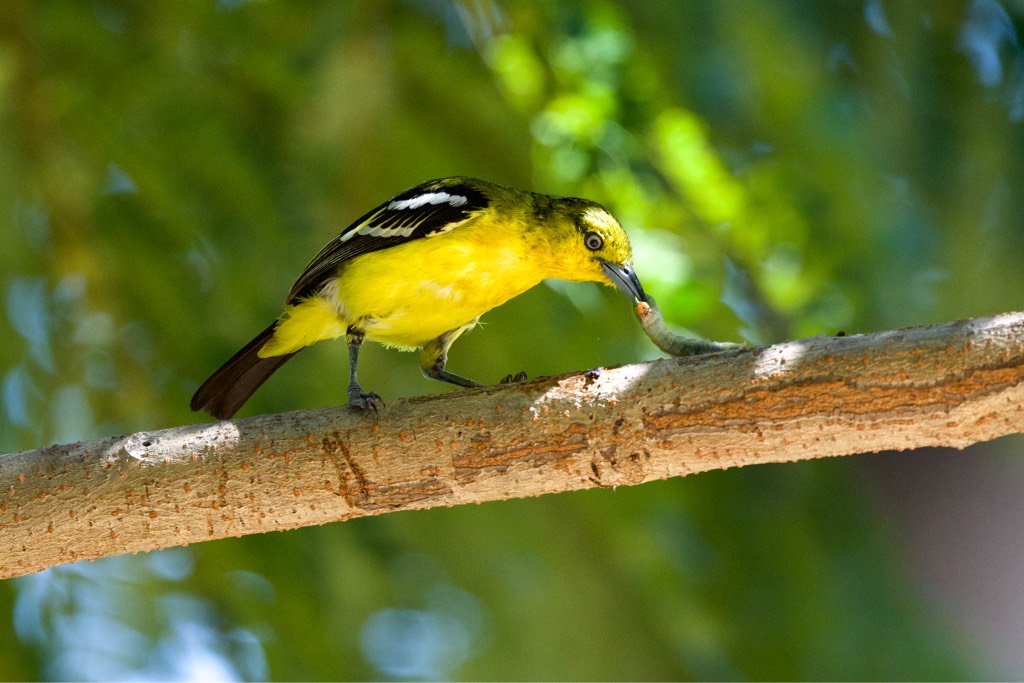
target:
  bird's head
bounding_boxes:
[548,198,647,304]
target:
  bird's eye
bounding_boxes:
[584,231,604,251]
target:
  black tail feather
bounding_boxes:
[190,323,297,419]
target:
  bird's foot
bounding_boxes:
[500,371,528,384]
[348,388,384,413]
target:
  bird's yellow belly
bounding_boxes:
[339,241,542,349]
[350,281,505,349]
[259,235,545,356]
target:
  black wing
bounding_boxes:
[286,178,490,303]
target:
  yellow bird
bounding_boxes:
[191,176,647,419]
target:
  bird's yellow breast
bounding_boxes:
[337,227,545,348]
[258,218,573,357]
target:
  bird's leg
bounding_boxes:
[346,330,383,411]
[420,324,483,388]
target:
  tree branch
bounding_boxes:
[3,312,1024,579]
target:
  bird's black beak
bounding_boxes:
[600,260,647,304]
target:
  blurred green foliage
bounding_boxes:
[2,0,1023,679]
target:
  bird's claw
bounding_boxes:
[500,371,528,384]
[348,390,384,413]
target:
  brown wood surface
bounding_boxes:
[3,312,1024,579]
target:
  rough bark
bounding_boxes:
[3,312,1024,579]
